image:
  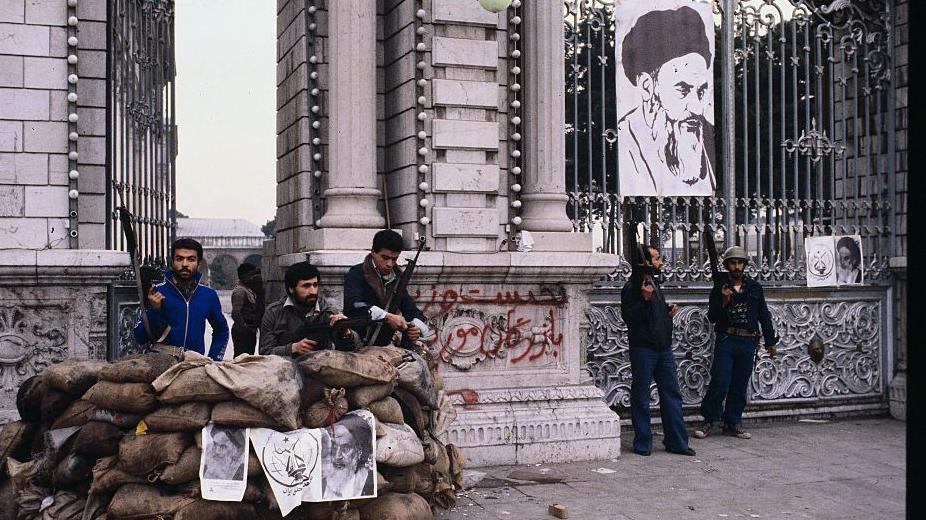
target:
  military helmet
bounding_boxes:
[722,245,749,263]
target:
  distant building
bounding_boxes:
[176,218,266,290]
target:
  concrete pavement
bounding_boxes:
[436,418,905,520]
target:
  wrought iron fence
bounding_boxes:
[565,0,895,285]
[108,0,177,263]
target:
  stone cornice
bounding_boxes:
[0,250,129,284]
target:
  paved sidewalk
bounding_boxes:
[436,418,905,520]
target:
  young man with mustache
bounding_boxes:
[259,261,358,357]
[133,238,229,360]
[230,262,265,356]
[617,5,716,196]
[695,246,779,440]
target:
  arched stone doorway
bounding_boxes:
[208,254,239,290]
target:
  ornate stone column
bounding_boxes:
[317,0,384,231]
[519,1,590,251]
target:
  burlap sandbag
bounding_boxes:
[73,421,125,458]
[107,483,196,519]
[377,471,392,494]
[174,499,260,519]
[88,456,146,495]
[143,402,211,432]
[89,408,142,429]
[204,355,303,431]
[248,448,261,477]
[446,443,465,490]
[347,381,396,409]
[40,490,86,520]
[298,350,397,388]
[212,400,282,430]
[378,463,427,494]
[302,388,348,429]
[431,390,457,438]
[49,399,94,429]
[157,444,200,484]
[40,389,76,424]
[392,387,429,437]
[156,365,233,404]
[178,480,264,504]
[43,359,106,396]
[375,422,425,467]
[300,378,327,408]
[0,478,16,520]
[51,451,92,489]
[359,493,433,520]
[366,396,404,424]
[83,381,157,415]
[360,346,437,408]
[117,432,190,476]
[100,353,177,383]
[16,374,46,422]
[0,421,36,476]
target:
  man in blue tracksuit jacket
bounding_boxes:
[134,238,229,360]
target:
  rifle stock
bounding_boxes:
[118,206,154,346]
[295,316,371,351]
[627,220,657,288]
[702,225,729,289]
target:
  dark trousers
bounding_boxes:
[700,333,757,427]
[629,346,689,452]
[231,324,257,357]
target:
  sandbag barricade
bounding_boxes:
[0,346,463,519]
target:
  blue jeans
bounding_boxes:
[699,333,758,427]
[629,346,689,453]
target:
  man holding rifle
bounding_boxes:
[621,235,695,457]
[344,230,430,348]
[260,261,360,357]
[694,244,779,440]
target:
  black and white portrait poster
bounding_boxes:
[200,423,249,501]
[249,427,322,516]
[615,0,717,196]
[834,235,864,285]
[315,410,377,502]
[805,235,864,287]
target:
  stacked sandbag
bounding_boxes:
[0,346,464,520]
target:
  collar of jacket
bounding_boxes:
[163,269,203,284]
[283,296,320,313]
[362,254,403,307]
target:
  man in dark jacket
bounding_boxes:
[621,246,695,457]
[134,238,229,360]
[343,230,429,347]
[231,263,265,357]
[259,261,359,357]
[695,245,779,440]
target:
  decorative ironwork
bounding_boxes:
[564,0,895,284]
[108,0,177,262]
[586,296,883,409]
[781,118,846,162]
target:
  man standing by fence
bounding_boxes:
[695,245,779,440]
[621,245,695,457]
[231,263,265,356]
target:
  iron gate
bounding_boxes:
[570,0,897,413]
[107,0,177,359]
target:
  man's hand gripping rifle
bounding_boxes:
[627,219,659,292]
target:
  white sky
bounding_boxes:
[174,0,276,226]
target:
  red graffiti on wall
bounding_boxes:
[412,286,567,370]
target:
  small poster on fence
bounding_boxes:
[200,423,249,502]
[805,235,864,287]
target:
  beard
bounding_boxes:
[648,102,706,184]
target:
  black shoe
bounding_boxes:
[633,447,651,456]
[693,421,719,439]
[666,446,697,456]
[722,424,752,439]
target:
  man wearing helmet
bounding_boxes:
[694,245,779,440]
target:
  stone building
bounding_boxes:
[176,217,265,290]
[0,0,909,465]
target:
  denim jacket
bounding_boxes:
[707,277,779,347]
[620,278,673,350]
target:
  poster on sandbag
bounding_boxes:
[312,410,377,502]
[249,427,323,516]
[199,423,249,501]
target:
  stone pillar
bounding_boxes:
[519,1,589,251]
[315,0,384,234]
[889,259,906,420]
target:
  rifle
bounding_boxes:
[293,315,372,351]
[626,219,659,290]
[702,225,730,290]
[365,236,427,348]
[118,206,154,346]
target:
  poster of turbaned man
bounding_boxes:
[805,235,864,287]
[615,0,717,197]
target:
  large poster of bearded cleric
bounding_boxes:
[615,0,717,196]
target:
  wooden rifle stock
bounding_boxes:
[702,225,729,289]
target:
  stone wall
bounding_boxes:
[889,0,907,420]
